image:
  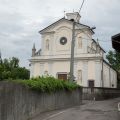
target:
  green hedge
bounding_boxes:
[13,76,80,93]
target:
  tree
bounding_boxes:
[106,50,120,88]
[11,67,30,79]
[0,57,30,80]
[9,57,19,68]
[106,50,120,71]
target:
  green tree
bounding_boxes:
[11,67,30,80]
[106,50,120,88]
[106,50,120,71]
[0,57,29,80]
[9,57,19,68]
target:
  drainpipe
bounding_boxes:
[109,67,111,88]
[101,55,104,88]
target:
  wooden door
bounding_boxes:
[58,74,67,80]
[88,80,94,88]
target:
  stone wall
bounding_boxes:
[0,82,82,120]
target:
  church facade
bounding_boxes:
[30,12,117,88]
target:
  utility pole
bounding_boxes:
[69,0,86,82]
[70,21,76,82]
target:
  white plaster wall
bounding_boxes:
[55,27,71,52]
[33,63,41,77]
[75,32,89,54]
[95,60,102,87]
[76,61,83,85]
[103,63,117,88]
[30,63,34,78]
[88,61,95,80]
[52,61,70,78]
[82,61,88,87]
[110,69,117,88]
[42,33,55,56]
[113,71,117,88]
[103,63,110,87]
[31,59,117,88]
[41,21,93,56]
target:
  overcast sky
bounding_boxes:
[0,0,120,68]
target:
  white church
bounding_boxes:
[30,12,117,88]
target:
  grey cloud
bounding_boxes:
[0,0,120,67]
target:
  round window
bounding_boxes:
[60,37,67,45]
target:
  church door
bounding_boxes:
[58,74,67,80]
[88,80,94,88]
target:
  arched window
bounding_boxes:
[78,70,82,84]
[78,37,82,49]
[46,39,49,51]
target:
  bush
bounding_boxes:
[13,76,80,93]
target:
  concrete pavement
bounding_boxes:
[31,98,120,120]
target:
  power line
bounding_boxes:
[75,0,86,21]
[79,0,86,13]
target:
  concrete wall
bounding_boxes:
[0,82,82,120]
[83,87,120,100]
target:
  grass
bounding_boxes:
[12,76,80,93]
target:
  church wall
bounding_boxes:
[30,63,34,78]
[88,61,95,80]
[95,60,102,87]
[103,63,110,87]
[41,21,73,56]
[75,31,92,54]
[76,61,83,85]
[41,33,54,56]
[30,16,117,88]
[40,21,93,57]
[55,27,71,54]
[103,62,117,88]
[52,61,70,78]
[33,62,41,77]
[30,60,117,88]
[82,61,88,87]
[110,68,117,88]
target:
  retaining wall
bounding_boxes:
[83,87,120,100]
[0,81,82,120]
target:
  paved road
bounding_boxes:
[31,98,120,120]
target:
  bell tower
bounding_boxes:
[66,12,81,23]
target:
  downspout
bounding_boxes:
[101,55,104,88]
[109,67,111,88]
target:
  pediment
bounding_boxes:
[39,18,73,34]
[39,18,92,34]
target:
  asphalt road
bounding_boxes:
[31,98,120,120]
